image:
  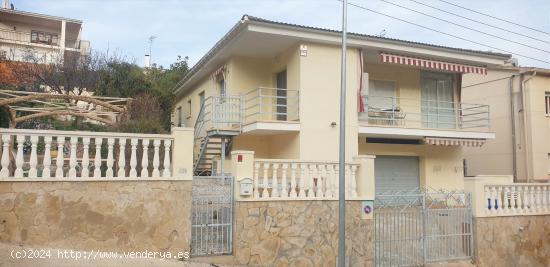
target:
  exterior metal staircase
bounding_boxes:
[193,95,242,176]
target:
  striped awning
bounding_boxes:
[380,53,487,75]
[425,137,486,147]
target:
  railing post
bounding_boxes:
[43,136,52,178]
[0,134,10,178]
[14,135,24,178]
[28,135,38,177]
[231,150,255,200]
[171,127,194,180]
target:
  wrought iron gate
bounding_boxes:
[191,176,234,256]
[374,188,474,267]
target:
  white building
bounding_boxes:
[0,0,90,63]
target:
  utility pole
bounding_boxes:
[338,0,348,266]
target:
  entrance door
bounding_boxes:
[375,156,420,193]
[421,72,456,129]
[276,70,287,121]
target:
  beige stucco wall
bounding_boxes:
[298,43,360,161]
[359,142,465,191]
[462,70,520,178]
[462,70,550,181]
[0,181,192,254]
[474,215,550,267]
[522,76,550,180]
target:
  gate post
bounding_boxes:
[231,150,255,200]
[353,155,376,201]
[171,127,194,180]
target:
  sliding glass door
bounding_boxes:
[421,72,456,129]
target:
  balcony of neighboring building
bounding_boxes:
[358,56,495,141]
[0,7,88,54]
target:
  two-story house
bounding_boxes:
[173,15,512,193]
[0,0,90,63]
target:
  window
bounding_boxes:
[177,106,182,127]
[545,92,550,116]
[548,154,550,174]
[367,80,396,110]
[0,50,6,60]
[218,79,226,96]
[31,30,58,45]
[187,100,192,118]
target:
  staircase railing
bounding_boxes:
[193,97,212,141]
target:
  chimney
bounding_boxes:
[144,54,151,68]
[2,0,9,9]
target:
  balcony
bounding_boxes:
[359,95,493,140]
[244,87,299,122]
[0,28,87,51]
[0,28,36,44]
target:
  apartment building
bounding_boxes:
[0,0,90,63]
[172,15,514,193]
[463,67,550,182]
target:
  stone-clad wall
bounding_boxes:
[0,181,192,253]
[474,215,550,267]
[234,201,373,267]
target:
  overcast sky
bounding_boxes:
[13,0,550,68]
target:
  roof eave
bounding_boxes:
[174,17,249,96]
[0,8,82,24]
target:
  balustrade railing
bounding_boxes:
[483,183,550,216]
[252,159,358,200]
[0,129,173,180]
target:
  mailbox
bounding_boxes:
[239,178,253,196]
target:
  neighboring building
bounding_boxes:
[0,0,90,63]
[173,15,514,192]
[463,67,550,182]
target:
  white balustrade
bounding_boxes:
[0,129,173,180]
[252,159,360,200]
[483,183,550,216]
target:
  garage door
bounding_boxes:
[375,156,420,193]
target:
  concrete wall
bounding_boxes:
[233,201,373,267]
[0,181,192,254]
[474,215,550,267]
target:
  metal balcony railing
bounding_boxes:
[244,87,299,124]
[361,95,490,130]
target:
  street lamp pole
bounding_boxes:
[338,0,348,266]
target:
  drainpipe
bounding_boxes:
[509,75,518,182]
[520,71,537,182]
